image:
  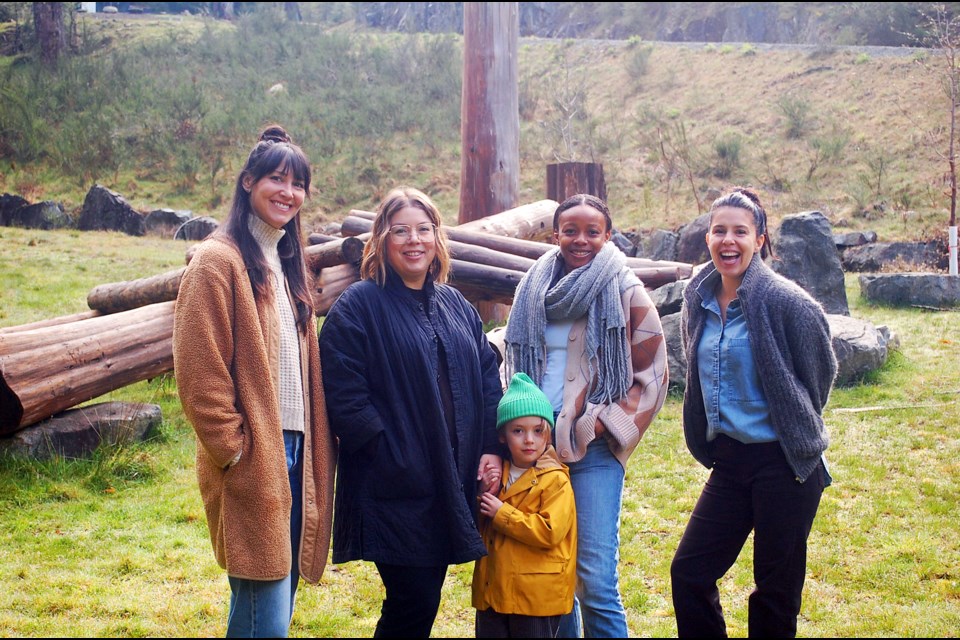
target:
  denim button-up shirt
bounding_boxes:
[696,278,777,445]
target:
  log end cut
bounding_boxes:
[0,368,24,437]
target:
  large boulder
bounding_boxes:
[772,211,849,315]
[5,200,72,230]
[859,273,960,309]
[676,213,711,265]
[842,240,948,272]
[175,215,219,241]
[828,314,898,386]
[833,230,877,249]
[77,184,146,236]
[144,208,192,236]
[0,193,29,226]
[639,228,680,262]
[0,401,161,460]
[648,279,687,317]
[659,311,686,390]
[611,230,640,257]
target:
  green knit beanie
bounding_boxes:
[497,372,555,430]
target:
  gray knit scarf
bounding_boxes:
[505,241,639,405]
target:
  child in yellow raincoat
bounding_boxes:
[472,372,577,638]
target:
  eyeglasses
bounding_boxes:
[387,223,437,244]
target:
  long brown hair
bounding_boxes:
[360,186,452,286]
[219,124,314,333]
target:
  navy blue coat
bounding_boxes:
[318,268,503,566]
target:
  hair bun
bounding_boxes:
[732,186,761,206]
[259,124,292,145]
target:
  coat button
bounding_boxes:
[560,449,569,457]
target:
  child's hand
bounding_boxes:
[478,491,504,518]
[477,454,502,494]
[478,463,502,495]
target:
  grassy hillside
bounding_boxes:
[0,11,953,246]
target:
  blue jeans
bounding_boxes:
[226,430,304,638]
[558,439,628,638]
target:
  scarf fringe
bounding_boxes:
[505,243,636,404]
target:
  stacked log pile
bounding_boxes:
[0,302,174,435]
[0,200,693,435]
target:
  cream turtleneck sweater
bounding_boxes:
[248,214,305,433]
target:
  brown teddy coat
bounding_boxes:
[172,236,335,582]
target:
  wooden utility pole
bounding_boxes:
[32,2,65,67]
[459,2,520,225]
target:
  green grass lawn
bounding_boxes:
[0,227,958,636]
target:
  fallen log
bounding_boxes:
[87,267,185,314]
[449,241,536,273]
[89,228,691,319]
[349,209,376,221]
[0,310,103,334]
[0,301,174,435]
[449,260,526,305]
[304,233,371,273]
[455,199,558,241]
[633,266,693,289]
[334,213,689,288]
[347,199,558,242]
[307,232,340,245]
[307,235,367,271]
[85,235,366,316]
[339,215,375,237]
[340,213,692,272]
[313,263,361,316]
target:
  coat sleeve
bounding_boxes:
[172,250,245,469]
[317,289,385,454]
[590,284,669,453]
[466,297,505,456]
[784,297,838,414]
[490,474,576,549]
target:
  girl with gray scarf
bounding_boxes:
[504,194,669,638]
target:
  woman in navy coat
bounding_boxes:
[318,186,504,638]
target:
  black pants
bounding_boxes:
[373,562,448,638]
[476,607,561,638]
[670,436,825,638]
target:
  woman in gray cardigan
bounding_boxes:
[670,187,838,638]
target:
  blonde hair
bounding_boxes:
[360,186,451,286]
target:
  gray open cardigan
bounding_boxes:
[680,254,838,482]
